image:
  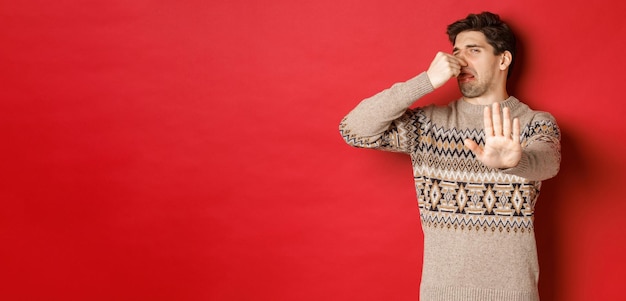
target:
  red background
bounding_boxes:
[2,0,625,300]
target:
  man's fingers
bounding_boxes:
[464,139,483,157]
[483,106,494,137]
[441,54,460,76]
[456,56,468,68]
[448,56,466,77]
[427,52,462,88]
[491,103,502,136]
[502,107,511,138]
[512,118,520,143]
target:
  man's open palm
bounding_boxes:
[464,103,522,169]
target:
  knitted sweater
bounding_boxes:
[339,72,561,301]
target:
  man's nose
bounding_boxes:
[457,56,468,67]
[454,51,468,66]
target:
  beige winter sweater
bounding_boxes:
[339,72,561,301]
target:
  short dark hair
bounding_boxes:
[447,12,517,77]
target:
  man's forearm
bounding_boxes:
[340,72,434,140]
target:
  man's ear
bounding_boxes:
[499,51,512,71]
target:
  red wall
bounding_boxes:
[2,0,625,300]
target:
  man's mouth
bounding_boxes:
[458,71,475,82]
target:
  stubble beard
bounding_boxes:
[459,80,488,98]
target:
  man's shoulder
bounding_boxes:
[511,97,558,122]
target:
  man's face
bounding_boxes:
[453,31,503,98]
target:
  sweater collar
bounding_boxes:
[455,96,521,114]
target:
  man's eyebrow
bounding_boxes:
[453,44,484,52]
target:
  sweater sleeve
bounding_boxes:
[501,112,561,181]
[339,72,434,153]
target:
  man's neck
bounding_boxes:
[461,77,511,105]
[462,90,509,106]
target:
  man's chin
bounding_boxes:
[459,84,485,98]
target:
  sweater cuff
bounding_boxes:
[403,72,435,105]
[500,152,530,176]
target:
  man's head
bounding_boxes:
[447,12,516,99]
[447,12,516,78]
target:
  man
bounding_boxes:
[339,12,560,301]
